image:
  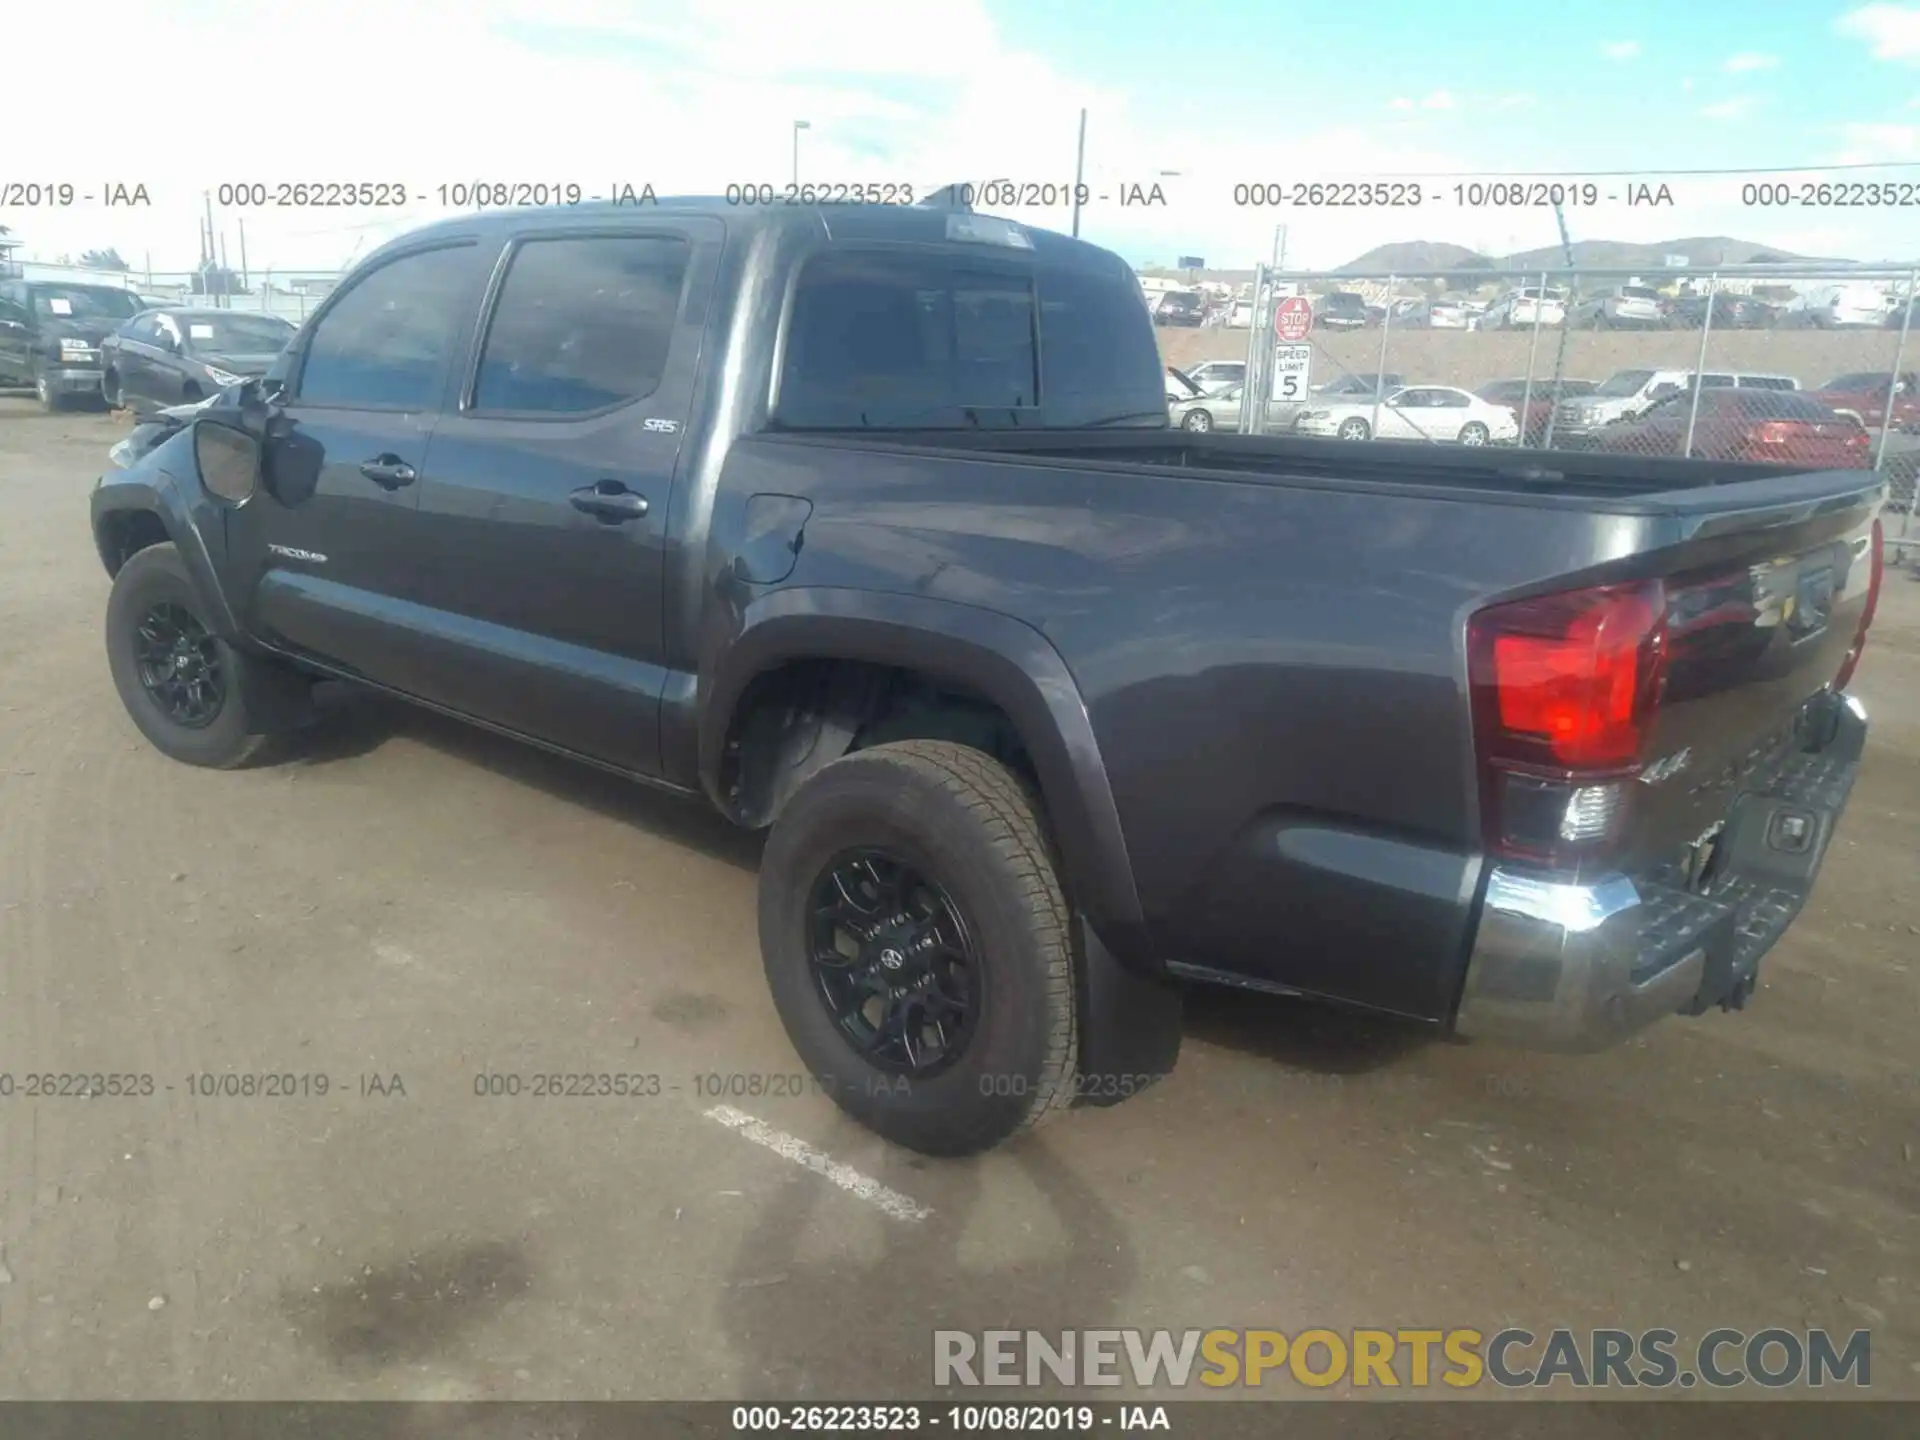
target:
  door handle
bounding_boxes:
[359,455,417,489]
[569,483,649,521]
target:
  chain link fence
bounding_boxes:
[1199,262,1918,553]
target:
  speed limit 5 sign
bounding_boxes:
[1272,345,1312,402]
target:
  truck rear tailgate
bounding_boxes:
[1624,483,1879,874]
[1458,465,1883,1048]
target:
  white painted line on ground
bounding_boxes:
[703,1104,933,1223]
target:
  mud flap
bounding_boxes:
[1072,918,1183,1108]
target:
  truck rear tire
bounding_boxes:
[757,740,1078,1156]
[105,543,288,769]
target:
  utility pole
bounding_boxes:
[238,217,249,292]
[791,119,810,187]
[1538,201,1578,450]
[1071,108,1087,238]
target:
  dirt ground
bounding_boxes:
[0,397,1916,1406]
[1159,323,1914,399]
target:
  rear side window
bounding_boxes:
[1737,375,1796,391]
[297,245,474,410]
[473,235,690,414]
[776,249,1161,428]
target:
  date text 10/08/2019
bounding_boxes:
[1228,181,1677,208]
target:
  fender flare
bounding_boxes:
[701,586,1147,947]
[90,467,241,639]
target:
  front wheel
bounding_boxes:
[1337,417,1371,441]
[101,368,122,408]
[1458,421,1490,447]
[757,740,1078,1156]
[33,366,66,414]
[1182,409,1213,432]
[105,543,294,769]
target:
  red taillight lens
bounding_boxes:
[1471,581,1669,770]
[1833,519,1884,691]
[1469,581,1669,864]
[1750,421,1802,446]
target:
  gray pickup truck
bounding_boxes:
[90,195,1885,1155]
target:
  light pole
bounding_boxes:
[1071,108,1087,237]
[792,119,810,188]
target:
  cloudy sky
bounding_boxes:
[4,0,1918,276]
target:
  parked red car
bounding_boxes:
[1475,377,1600,446]
[1595,388,1873,467]
[1810,370,1919,433]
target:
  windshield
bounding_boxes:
[1321,373,1401,395]
[1821,372,1888,391]
[1160,293,1200,311]
[1620,287,1661,301]
[27,285,143,321]
[1321,294,1365,311]
[1595,369,1656,397]
[178,313,297,354]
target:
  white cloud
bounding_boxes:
[1724,52,1780,72]
[9,0,1920,275]
[1837,5,1920,61]
[1835,121,1920,161]
[1601,40,1642,60]
[1702,97,1758,120]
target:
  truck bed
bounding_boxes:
[778,428,1883,506]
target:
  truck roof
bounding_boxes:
[365,195,1130,273]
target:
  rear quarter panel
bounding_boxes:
[707,437,1681,1020]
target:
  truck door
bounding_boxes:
[224,239,490,685]
[397,218,721,777]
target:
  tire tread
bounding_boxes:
[865,740,1079,1138]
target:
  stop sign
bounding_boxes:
[1274,295,1313,342]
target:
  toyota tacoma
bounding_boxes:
[91,195,1885,1155]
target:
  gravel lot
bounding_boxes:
[1,396,1916,1405]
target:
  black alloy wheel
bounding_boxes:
[132,601,226,728]
[807,848,980,1077]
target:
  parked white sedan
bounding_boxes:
[1295,385,1521,446]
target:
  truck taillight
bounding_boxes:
[1468,580,1669,864]
[1750,421,1800,446]
[1833,519,1884,692]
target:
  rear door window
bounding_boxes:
[471,235,690,414]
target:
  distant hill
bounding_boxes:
[1339,235,1850,273]
[1338,241,1489,273]
[1504,235,1842,268]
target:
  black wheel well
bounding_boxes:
[720,658,1039,829]
[95,510,171,578]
